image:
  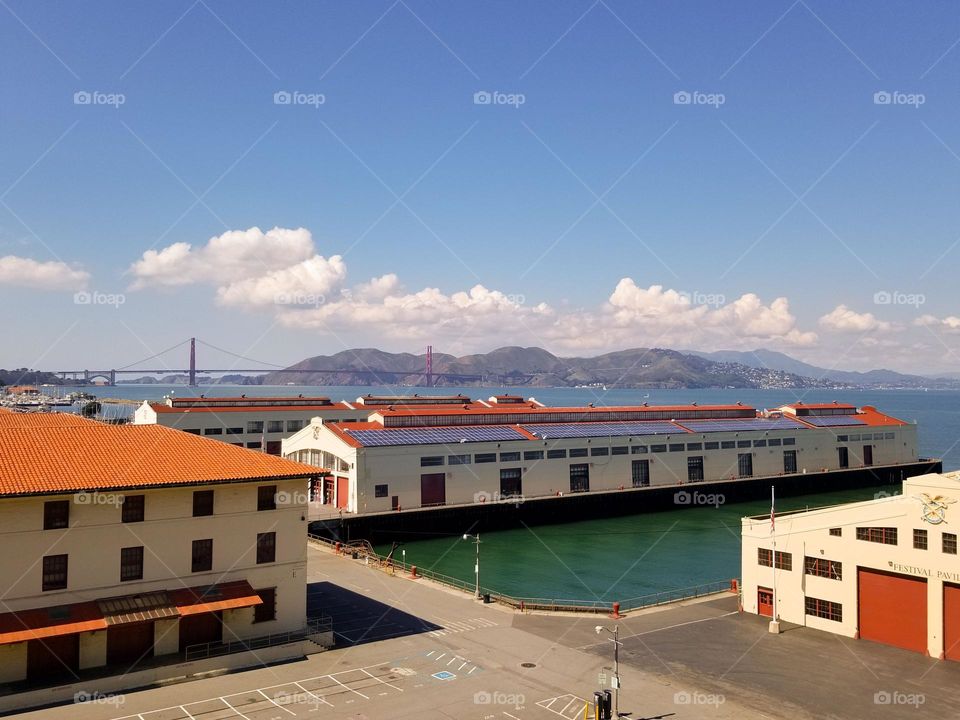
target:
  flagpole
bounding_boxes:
[769,484,781,634]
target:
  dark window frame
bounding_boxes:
[374,484,388,498]
[253,587,277,623]
[120,546,144,582]
[256,532,277,564]
[43,500,70,530]
[257,485,277,511]
[191,539,213,573]
[193,490,214,517]
[121,494,145,523]
[42,554,68,591]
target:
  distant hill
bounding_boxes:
[262,346,826,389]
[689,349,958,389]
[0,369,68,386]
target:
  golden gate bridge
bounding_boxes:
[54,339,524,387]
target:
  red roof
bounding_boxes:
[0,413,320,497]
[374,403,754,417]
[150,400,354,414]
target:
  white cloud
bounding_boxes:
[217,255,347,308]
[128,227,315,289]
[915,314,960,332]
[819,304,892,333]
[0,255,89,290]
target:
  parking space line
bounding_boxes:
[294,681,334,708]
[219,697,254,720]
[361,668,403,691]
[330,676,369,700]
[178,707,197,720]
[257,689,297,716]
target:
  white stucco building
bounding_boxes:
[742,470,960,659]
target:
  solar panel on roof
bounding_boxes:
[345,426,526,447]
[677,418,808,433]
[797,415,866,427]
[520,422,681,439]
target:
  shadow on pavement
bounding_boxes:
[308,580,442,647]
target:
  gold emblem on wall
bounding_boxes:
[916,494,956,525]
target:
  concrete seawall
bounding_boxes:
[310,460,942,543]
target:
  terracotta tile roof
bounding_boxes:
[0,601,107,645]
[374,403,756,417]
[150,401,355,414]
[0,413,320,497]
[170,580,262,616]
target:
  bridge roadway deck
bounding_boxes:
[14,543,960,720]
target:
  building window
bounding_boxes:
[257,485,277,511]
[267,420,284,433]
[687,456,704,482]
[120,546,144,582]
[192,539,213,573]
[43,500,69,530]
[569,464,590,493]
[783,438,796,446]
[737,440,751,449]
[184,428,201,435]
[569,448,588,458]
[256,532,277,564]
[805,597,842,622]
[914,529,928,550]
[944,533,958,555]
[420,456,444,467]
[758,548,791,569]
[193,490,214,517]
[42,554,68,591]
[650,444,667,453]
[753,439,767,447]
[547,449,567,459]
[448,454,471,465]
[523,450,544,460]
[829,528,842,537]
[804,556,842,580]
[253,587,277,623]
[226,427,243,435]
[247,421,264,434]
[668,443,685,452]
[686,443,702,452]
[631,445,648,454]
[591,447,609,457]
[612,446,629,455]
[768,438,781,447]
[737,453,753,478]
[856,527,897,545]
[204,427,223,436]
[246,441,262,449]
[474,453,496,464]
[783,450,797,474]
[121,494,145,523]
[374,484,388,498]
[500,452,521,462]
[287,420,304,432]
[632,459,650,488]
[720,440,735,449]
[704,441,719,450]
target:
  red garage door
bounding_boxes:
[944,583,960,660]
[858,568,927,654]
[336,476,349,509]
[420,473,446,507]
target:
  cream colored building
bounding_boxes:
[0,412,322,688]
[741,470,960,660]
[282,400,919,515]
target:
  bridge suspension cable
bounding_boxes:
[195,339,287,369]
[115,338,192,370]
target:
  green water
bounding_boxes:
[377,485,892,602]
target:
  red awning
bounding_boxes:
[170,580,263,617]
[0,602,107,645]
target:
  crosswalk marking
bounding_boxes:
[428,617,499,637]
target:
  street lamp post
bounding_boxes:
[463,533,480,599]
[596,624,621,718]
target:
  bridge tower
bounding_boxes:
[425,345,433,388]
[189,337,197,387]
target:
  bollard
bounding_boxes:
[335,542,341,554]
[410,565,418,578]
[611,601,622,619]
[730,578,739,593]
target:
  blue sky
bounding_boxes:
[1,1,959,373]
